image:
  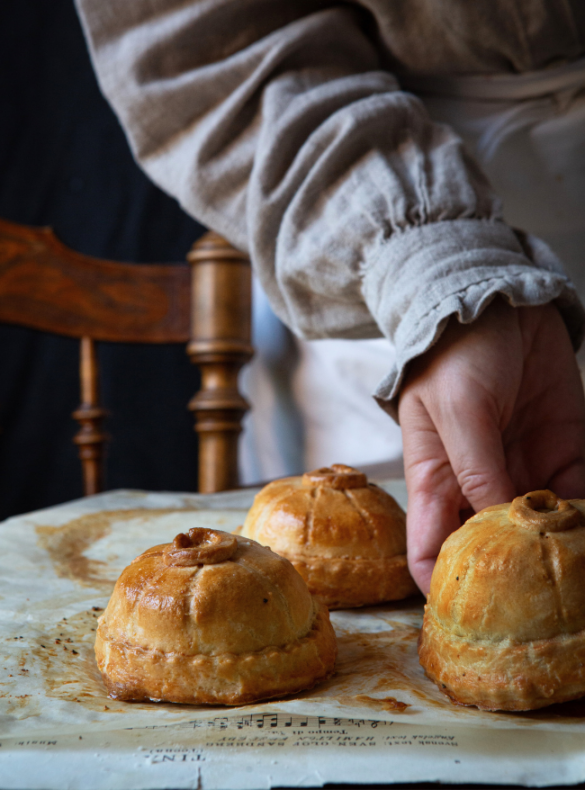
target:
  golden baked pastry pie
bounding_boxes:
[419,490,585,711]
[238,464,418,609]
[95,527,337,705]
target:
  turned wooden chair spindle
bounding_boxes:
[187,234,253,493]
[0,218,253,495]
[72,336,107,495]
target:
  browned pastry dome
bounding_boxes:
[238,464,418,609]
[95,528,337,705]
[419,490,585,711]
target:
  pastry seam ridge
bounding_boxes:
[283,552,409,564]
[98,604,329,662]
[423,612,585,648]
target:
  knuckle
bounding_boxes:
[456,470,494,504]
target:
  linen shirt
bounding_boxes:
[74,0,585,412]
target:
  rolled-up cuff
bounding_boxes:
[361,218,585,420]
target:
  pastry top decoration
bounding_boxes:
[301,464,367,490]
[508,490,584,533]
[104,528,315,657]
[163,528,238,566]
[428,490,585,644]
[241,464,406,561]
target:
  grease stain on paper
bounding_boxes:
[34,509,198,589]
[29,609,207,716]
[294,616,436,713]
[338,695,410,712]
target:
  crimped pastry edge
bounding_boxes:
[287,553,418,609]
[95,603,337,705]
[419,610,585,711]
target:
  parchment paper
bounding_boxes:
[1,486,585,789]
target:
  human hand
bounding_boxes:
[398,299,585,595]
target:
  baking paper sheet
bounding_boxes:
[1,486,585,789]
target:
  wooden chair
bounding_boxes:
[0,218,253,495]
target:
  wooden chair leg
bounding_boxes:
[187,233,254,493]
[72,336,107,495]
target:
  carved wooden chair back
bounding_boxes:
[0,218,253,494]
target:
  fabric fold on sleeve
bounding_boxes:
[364,218,585,418]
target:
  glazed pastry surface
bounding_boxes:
[239,464,418,608]
[419,490,585,711]
[96,528,337,705]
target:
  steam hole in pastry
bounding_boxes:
[163,528,237,566]
[302,464,367,490]
[524,491,560,514]
[509,491,584,533]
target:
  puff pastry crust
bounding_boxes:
[95,528,337,705]
[238,464,417,608]
[419,490,585,711]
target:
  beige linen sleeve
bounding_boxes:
[74,0,584,413]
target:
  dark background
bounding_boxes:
[0,0,207,520]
